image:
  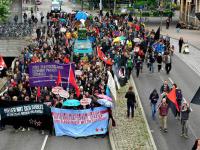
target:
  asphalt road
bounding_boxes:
[0,126,111,150]
[133,54,200,150]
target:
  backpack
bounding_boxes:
[176,89,183,101]
[127,59,133,68]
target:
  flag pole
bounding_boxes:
[67,63,71,91]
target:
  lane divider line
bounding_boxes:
[41,135,48,150]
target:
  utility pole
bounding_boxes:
[100,0,102,11]
[81,0,83,11]
[114,0,116,13]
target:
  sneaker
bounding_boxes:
[27,128,30,131]
[159,127,162,131]
[164,128,168,133]
[180,134,184,137]
[184,135,189,139]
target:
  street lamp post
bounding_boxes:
[99,0,102,11]
[187,0,191,24]
[81,0,83,11]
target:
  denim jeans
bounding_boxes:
[151,103,157,120]
[181,119,188,136]
[149,63,154,73]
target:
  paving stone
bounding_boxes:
[110,83,154,150]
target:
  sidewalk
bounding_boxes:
[109,78,155,150]
[171,38,200,77]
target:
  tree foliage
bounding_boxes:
[0,0,13,23]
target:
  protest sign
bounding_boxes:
[51,107,109,137]
[0,101,52,130]
[58,89,69,99]
[52,86,63,95]
[80,98,91,106]
[29,62,75,87]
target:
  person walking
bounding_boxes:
[163,52,172,74]
[166,17,170,29]
[173,83,183,119]
[160,80,170,97]
[125,86,136,118]
[0,113,5,131]
[126,56,133,80]
[149,89,159,120]
[148,53,155,73]
[176,22,181,33]
[179,37,184,53]
[158,98,169,132]
[180,101,191,138]
[192,139,200,150]
[157,53,163,72]
[135,56,142,78]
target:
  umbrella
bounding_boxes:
[74,20,81,28]
[75,11,88,20]
[58,89,69,99]
[51,18,58,22]
[97,99,113,108]
[97,94,112,101]
[113,36,126,43]
[60,27,66,33]
[63,99,80,107]
[133,38,141,43]
[59,18,66,23]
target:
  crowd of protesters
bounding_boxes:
[0,9,177,133]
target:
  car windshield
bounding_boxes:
[74,40,91,49]
[52,4,59,7]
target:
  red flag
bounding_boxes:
[69,67,80,97]
[56,70,62,86]
[167,87,180,112]
[36,87,41,101]
[97,47,113,65]
[0,56,7,69]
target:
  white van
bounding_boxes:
[51,1,61,12]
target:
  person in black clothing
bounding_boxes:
[192,139,200,150]
[149,89,159,120]
[157,53,162,72]
[125,86,136,118]
[160,80,170,97]
[179,37,184,53]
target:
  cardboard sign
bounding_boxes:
[80,98,91,106]
[52,86,63,95]
[58,89,69,99]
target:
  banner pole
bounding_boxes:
[67,63,71,92]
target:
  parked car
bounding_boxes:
[51,1,61,12]
[35,0,42,5]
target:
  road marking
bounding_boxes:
[168,77,197,139]
[168,77,174,84]
[41,135,48,150]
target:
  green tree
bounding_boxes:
[0,0,13,23]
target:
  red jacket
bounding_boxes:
[159,103,169,116]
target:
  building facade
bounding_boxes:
[180,0,200,26]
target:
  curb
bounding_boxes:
[109,122,117,150]
[161,34,200,51]
[130,76,157,150]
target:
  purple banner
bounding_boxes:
[29,62,74,87]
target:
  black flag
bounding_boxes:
[154,27,160,41]
[191,87,200,105]
[195,12,200,21]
